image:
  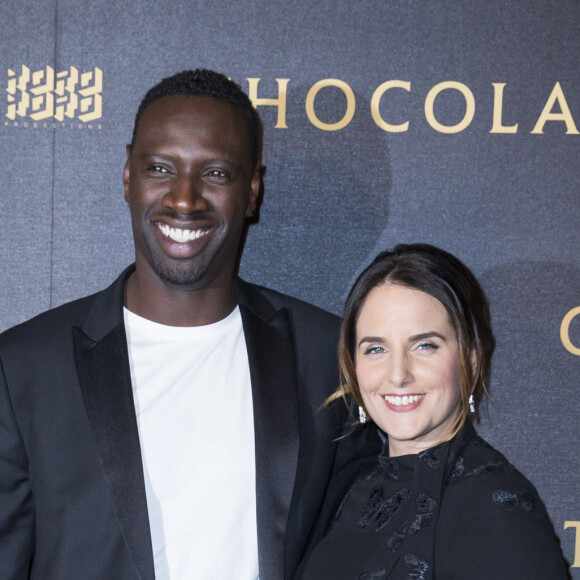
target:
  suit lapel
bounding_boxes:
[239,301,300,580]
[73,268,155,580]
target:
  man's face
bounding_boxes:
[123,95,260,290]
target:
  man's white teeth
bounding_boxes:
[158,223,209,243]
[383,394,424,406]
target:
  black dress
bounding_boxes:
[296,420,569,579]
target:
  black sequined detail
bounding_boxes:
[408,513,433,534]
[378,456,401,481]
[358,486,412,531]
[464,457,508,478]
[446,449,456,466]
[386,521,408,552]
[416,493,436,514]
[404,553,430,579]
[358,487,384,528]
[376,488,412,531]
[492,489,536,512]
[408,493,436,534]
[445,456,465,485]
[418,448,441,469]
[359,569,387,580]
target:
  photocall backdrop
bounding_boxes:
[1,0,579,572]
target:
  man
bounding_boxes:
[0,69,376,580]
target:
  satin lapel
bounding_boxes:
[240,304,300,580]
[73,323,155,580]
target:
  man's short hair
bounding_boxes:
[130,69,260,169]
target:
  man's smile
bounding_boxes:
[157,222,213,243]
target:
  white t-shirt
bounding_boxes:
[124,306,258,579]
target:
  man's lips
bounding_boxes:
[382,393,425,412]
[156,222,212,243]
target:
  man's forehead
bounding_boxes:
[134,95,248,141]
[143,94,242,121]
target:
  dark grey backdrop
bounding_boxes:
[1,0,579,572]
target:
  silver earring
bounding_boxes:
[358,406,367,423]
[468,394,475,414]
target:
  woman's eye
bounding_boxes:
[417,341,438,351]
[364,345,385,355]
[149,164,169,173]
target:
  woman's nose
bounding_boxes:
[387,351,413,388]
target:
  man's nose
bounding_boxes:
[163,174,208,213]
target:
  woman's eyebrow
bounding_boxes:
[358,336,384,347]
[409,331,446,342]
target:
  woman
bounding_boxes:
[296,243,569,579]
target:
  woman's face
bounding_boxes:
[355,283,462,457]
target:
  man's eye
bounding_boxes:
[149,164,169,173]
[206,169,230,179]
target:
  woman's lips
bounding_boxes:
[382,393,426,412]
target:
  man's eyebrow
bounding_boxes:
[141,152,240,166]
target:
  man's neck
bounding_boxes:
[123,270,238,327]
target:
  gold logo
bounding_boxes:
[246,78,579,134]
[561,307,580,356]
[5,66,102,123]
[564,521,580,567]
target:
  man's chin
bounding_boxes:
[153,261,208,287]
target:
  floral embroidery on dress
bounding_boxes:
[358,486,412,531]
[409,494,436,534]
[384,493,437,554]
[464,456,509,478]
[492,489,535,512]
[378,456,401,481]
[445,456,465,485]
[418,448,441,469]
[386,521,408,552]
[404,553,430,579]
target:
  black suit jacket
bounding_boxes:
[0,266,376,579]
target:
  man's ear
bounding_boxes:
[123,145,131,203]
[246,162,263,217]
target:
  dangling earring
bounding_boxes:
[358,406,367,423]
[468,394,475,414]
